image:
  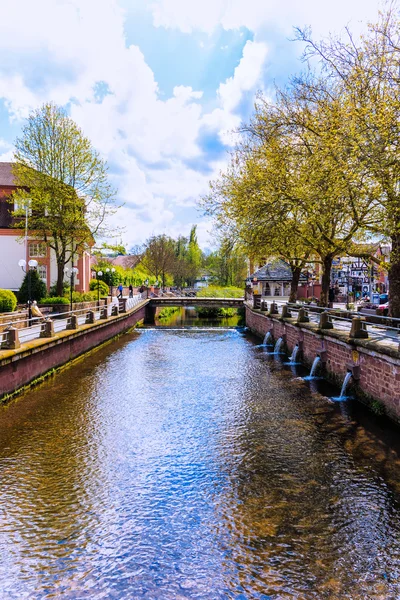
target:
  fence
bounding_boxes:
[247,299,400,349]
[0,294,145,351]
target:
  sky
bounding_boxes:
[0,0,382,251]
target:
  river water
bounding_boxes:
[1,312,400,599]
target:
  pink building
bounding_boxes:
[0,162,91,293]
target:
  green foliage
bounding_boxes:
[204,238,248,288]
[141,234,176,288]
[39,296,69,305]
[48,281,67,297]
[71,291,97,302]
[13,102,117,295]
[89,278,109,296]
[18,269,47,303]
[196,285,243,298]
[0,289,18,313]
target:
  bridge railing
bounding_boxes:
[0,294,146,351]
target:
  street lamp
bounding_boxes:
[346,264,351,310]
[97,271,103,308]
[105,267,116,297]
[18,258,38,326]
[64,266,79,312]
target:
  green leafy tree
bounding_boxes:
[18,269,47,303]
[187,225,203,286]
[13,102,118,296]
[294,8,400,315]
[141,234,176,288]
[171,235,191,287]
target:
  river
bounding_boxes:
[1,311,400,598]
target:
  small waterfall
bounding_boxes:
[263,331,273,346]
[289,344,299,363]
[309,356,321,377]
[339,371,352,399]
[274,337,283,353]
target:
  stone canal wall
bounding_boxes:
[246,305,400,421]
[0,302,147,400]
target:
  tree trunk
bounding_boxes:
[319,255,334,307]
[289,265,302,303]
[56,260,65,296]
[389,233,400,318]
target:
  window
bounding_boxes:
[37,265,47,282]
[29,242,47,257]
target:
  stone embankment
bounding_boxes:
[0,300,147,401]
[246,304,400,421]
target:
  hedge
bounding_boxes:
[0,289,18,313]
[39,297,69,305]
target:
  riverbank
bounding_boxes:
[245,304,400,422]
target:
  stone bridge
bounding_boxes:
[145,296,244,323]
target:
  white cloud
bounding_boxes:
[217,40,268,112]
[150,0,380,38]
[0,1,282,248]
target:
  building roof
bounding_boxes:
[250,259,306,282]
[91,254,141,269]
[0,162,15,187]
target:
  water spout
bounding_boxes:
[340,371,352,399]
[263,331,273,346]
[309,356,321,377]
[290,345,299,363]
[274,337,284,353]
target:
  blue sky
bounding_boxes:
[0,0,381,250]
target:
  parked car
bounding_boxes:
[379,293,389,304]
[376,301,389,315]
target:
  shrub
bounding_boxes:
[0,289,18,313]
[89,278,109,296]
[39,297,69,305]
[71,291,97,302]
[48,282,67,297]
[18,270,47,303]
[196,285,243,298]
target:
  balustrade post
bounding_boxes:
[86,310,95,324]
[40,319,55,338]
[66,315,79,330]
[297,307,310,323]
[269,302,279,315]
[100,306,108,320]
[111,304,119,316]
[5,326,20,349]
[349,317,368,339]
[281,305,292,318]
[319,311,333,329]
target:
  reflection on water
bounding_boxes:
[154,306,244,328]
[1,324,400,598]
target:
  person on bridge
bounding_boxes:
[129,284,133,298]
[117,284,123,298]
